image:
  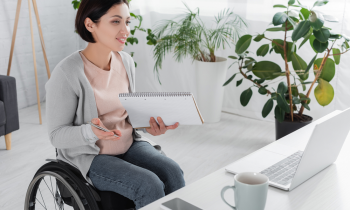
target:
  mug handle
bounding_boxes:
[220,185,236,210]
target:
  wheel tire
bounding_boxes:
[24,162,100,210]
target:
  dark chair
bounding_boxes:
[0,75,20,150]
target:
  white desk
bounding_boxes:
[140,124,350,209]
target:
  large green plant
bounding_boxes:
[224,0,350,122]
[146,2,247,84]
[71,0,146,67]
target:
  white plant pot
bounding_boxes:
[194,56,228,123]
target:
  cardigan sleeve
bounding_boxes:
[45,67,96,148]
[81,123,100,143]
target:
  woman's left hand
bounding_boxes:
[146,116,179,136]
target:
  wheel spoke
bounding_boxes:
[42,177,58,210]
[35,197,47,209]
[50,176,59,210]
[38,187,47,209]
[43,178,54,196]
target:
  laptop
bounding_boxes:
[225,108,350,191]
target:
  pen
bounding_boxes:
[88,121,119,137]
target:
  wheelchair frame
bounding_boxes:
[25,145,166,210]
[24,157,135,210]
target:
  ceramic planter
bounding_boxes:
[194,56,228,123]
[275,114,313,140]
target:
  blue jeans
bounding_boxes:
[87,140,186,209]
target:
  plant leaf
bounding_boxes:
[240,88,253,107]
[313,28,330,43]
[272,39,295,62]
[252,61,282,80]
[235,35,253,55]
[223,73,237,86]
[254,34,265,42]
[308,35,318,53]
[309,11,324,30]
[329,34,342,39]
[332,48,341,65]
[314,58,335,82]
[291,53,309,80]
[305,54,318,74]
[273,4,287,8]
[262,99,274,118]
[257,44,270,57]
[299,28,313,49]
[258,87,268,95]
[228,56,238,59]
[291,86,298,97]
[256,78,266,84]
[288,0,296,5]
[313,38,329,52]
[277,81,288,95]
[314,78,334,106]
[299,93,311,104]
[300,8,310,20]
[273,12,288,26]
[243,60,255,70]
[292,96,301,104]
[275,104,286,122]
[313,0,329,7]
[266,27,286,32]
[277,93,291,113]
[292,20,311,41]
[302,102,310,110]
[236,78,243,87]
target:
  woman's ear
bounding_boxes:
[84,17,95,33]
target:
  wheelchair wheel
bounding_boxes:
[24,162,100,210]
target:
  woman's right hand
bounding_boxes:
[90,118,121,141]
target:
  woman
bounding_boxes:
[45,0,185,209]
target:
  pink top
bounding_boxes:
[79,51,133,155]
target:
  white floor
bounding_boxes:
[0,102,275,209]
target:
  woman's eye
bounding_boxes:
[113,21,131,24]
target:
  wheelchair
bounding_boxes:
[24,147,164,210]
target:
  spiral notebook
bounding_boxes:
[119,92,204,129]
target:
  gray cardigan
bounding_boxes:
[45,49,161,187]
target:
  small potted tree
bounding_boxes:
[146,3,247,122]
[223,0,350,139]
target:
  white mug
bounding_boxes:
[221,172,269,210]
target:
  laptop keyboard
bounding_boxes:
[260,150,303,186]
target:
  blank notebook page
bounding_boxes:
[119,92,204,128]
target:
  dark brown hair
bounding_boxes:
[75,0,129,43]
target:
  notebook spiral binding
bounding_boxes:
[119,92,192,97]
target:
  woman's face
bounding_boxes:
[86,3,131,52]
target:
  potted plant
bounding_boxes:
[146,3,247,122]
[223,0,350,139]
[72,0,147,67]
